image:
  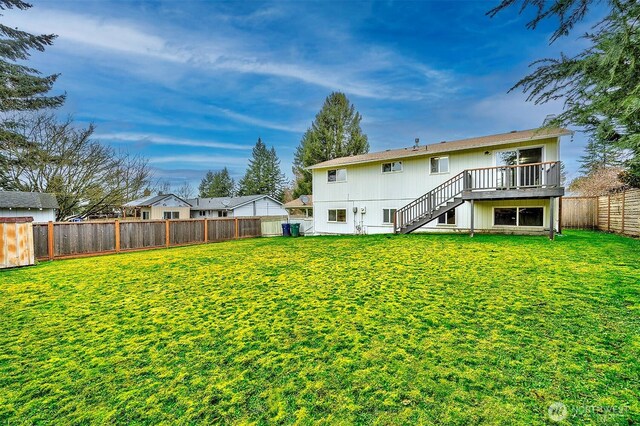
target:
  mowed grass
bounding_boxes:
[0,231,639,425]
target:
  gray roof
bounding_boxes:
[123,194,191,207]
[0,191,59,209]
[308,128,572,169]
[188,195,280,210]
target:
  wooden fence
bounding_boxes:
[561,188,640,237]
[32,217,262,260]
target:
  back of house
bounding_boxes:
[310,128,571,235]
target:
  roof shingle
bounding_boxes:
[0,191,59,209]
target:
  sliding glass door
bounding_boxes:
[496,147,543,188]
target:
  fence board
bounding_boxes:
[33,224,49,259]
[119,221,165,250]
[561,198,597,229]
[170,220,205,245]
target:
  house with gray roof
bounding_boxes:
[123,194,191,220]
[187,195,287,218]
[0,191,59,222]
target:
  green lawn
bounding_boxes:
[1,231,639,425]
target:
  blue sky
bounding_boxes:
[5,0,603,192]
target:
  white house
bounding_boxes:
[309,128,571,237]
[123,194,192,220]
[188,195,288,218]
[0,191,59,222]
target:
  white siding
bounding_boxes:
[0,208,56,223]
[233,197,288,217]
[313,137,562,235]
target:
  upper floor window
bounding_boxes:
[382,161,403,173]
[327,168,347,182]
[430,157,449,174]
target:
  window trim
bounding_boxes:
[328,208,347,223]
[327,168,347,183]
[492,206,545,228]
[382,208,397,225]
[381,161,403,174]
[429,156,450,175]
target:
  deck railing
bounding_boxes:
[463,161,561,191]
[394,161,562,232]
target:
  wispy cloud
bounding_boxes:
[206,107,306,133]
[96,132,252,150]
[4,7,455,101]
[149,155,248,165]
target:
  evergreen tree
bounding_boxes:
[292,92,368,197]
[579,134,626,176]
[238,138,286,200]
[489,0,640,185]
[0,0,65,112]
[0,0,65,188]
[199,167,235,198]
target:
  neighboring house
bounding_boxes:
[0,191,59,222]
[123,194,191,220]
[309,128,571,236]
[188,195,288,218]
[283,195,313,217]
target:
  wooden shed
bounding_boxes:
[0,217,35,269]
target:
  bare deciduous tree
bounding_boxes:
[0,113,151,219]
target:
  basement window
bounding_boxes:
[494,207,543,227]
[437,209,456,225]
[327,168,347,182]
[382,161,403,173]
[383,208,397,224]
[328,209,347,223]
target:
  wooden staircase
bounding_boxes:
[394,172,465,234]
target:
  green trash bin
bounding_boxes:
[290,223,300,237]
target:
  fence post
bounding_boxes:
[235,217,239,239]
[204,219,208,243]
[607,195,611,232]
[165,220,170,247]
[621,190,626,234]
[47,221,54,260]
[115,220,120,253]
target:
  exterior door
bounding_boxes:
[496,147,543,188]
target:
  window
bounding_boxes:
[382,161,403,173]
[494,207,544,227]
[163,211,180,219]
[199,210,206,217]
[142,211,150,220]
[518,207,544,227]
[327,168,347,182]
[383,208,397,224]
[430,157,449,174]
[437,209,456,225]
[328,209,347,223]
[217,211,228,218]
